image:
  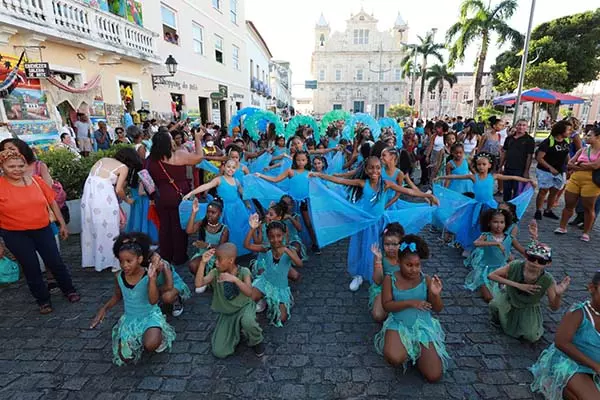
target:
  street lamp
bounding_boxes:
[152,55,178,90]
[400,42,418,109]
[513,0,536,126]
[368,43,393,118]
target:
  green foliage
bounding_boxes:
[426,65,458,93]
[475,105,503,122]
[529,9,600,91]
[494,58,569,94]
[559,108,573,118]
[38,144,133,200]
[387,104,414,119]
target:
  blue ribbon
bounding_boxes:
[400,242,417,252]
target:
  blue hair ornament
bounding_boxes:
[400,242,417,252]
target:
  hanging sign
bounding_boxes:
[24,63,50,79]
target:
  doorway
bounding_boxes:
[377,104,385,118]
[199,97,210,125]
[219,100,227,127]
[353,101,364,113]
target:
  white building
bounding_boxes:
[570,78,600,125]
[270,60,293,117]
[311,10,409,118]
[246,21,272,110]
[145,0,249,125]
[294,87,314,116]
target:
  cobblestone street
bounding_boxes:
[0,202,596,399]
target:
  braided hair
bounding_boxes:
[347,156,384,204]
[198,199,224,241]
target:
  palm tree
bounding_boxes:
[401,30,444,115]
[446,0,521,116]
[426,65,458,117]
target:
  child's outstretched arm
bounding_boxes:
[434,174,474,182]
[90,276,122,329]
[371,244,384,285]
[385,181,439,206]
[426,275,444,313]
[547,276,571,311]
[333,168,358,178]
[255,169,290,183]
[381,275,433,313]
[311,171,365,187]
[185,198,202,234]
[194,249,216,289]
[283,246,303,268]
[495,173,537,188]
[182,177,220,200]
[473,234,503,249]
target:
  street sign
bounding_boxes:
[218,84,228,97]
[210,92,224,101]
[24,62,50,79]
[305,80,317,89]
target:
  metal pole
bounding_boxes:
[513,0,536,126]
[410,47,418,111]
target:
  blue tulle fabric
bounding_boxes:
[216,177,250,256]
[378,117,404,147]
[178,195,216,230]
[326,152,345,175]
[248,152,273,174]
[196,160,220,175]
[126,190,158,243]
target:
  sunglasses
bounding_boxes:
[527,255,550,266]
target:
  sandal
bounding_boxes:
[581,234,590,242]
[39,303,53,314]
[553,228,567,235]
[66,292,81,303]
[47,280,60,294]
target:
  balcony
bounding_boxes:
[251,77,258,92]
[0,0,159,63]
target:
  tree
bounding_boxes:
[401,30,444,116]
[426,65,458,117]
[490,33,524,87]
[528,9,600,91]
[475,105,503,122]
[387,104,414,119]
[446,0,521,117]
[494,58,569,93]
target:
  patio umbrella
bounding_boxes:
[493,87,585,106]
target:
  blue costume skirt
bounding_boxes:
[252,274,293,327]
[126,190,158,243]
[347,218,384,282]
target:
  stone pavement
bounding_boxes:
[0,202,597,399]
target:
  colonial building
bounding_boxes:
[311,10,409,118]
[570,78,600,125]
[270,60,292,118]
[246,21,272,110]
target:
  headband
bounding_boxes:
[474,152,494,163]
[526,241,552,261]
[0,150,25,165]
[400,242,417,252]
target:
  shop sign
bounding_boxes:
[218,84,228,97]
[210,92,224,101]
[163,80,199,91]
[24,62,50,78]
[232,93,244,99]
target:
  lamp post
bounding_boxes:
[400,42,418,123]
[368,42,393,118]
[513,0,536,126]
[152,55,178,90]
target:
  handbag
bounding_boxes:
[31,177,57,223]
[0,257,19,284]
[158,161,184,199]
[137,169,156,194]
[35,161,66,208]
[586,148,600,187]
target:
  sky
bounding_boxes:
[246,0,593,97]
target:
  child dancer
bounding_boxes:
[498,201,526,256]
[255,150,320,254]
[280,195,308,261]
[194,243,265,358]
[187,198,229,293]
[312,156,438,291]
[369,223,404,322]
[183,160,250,256]
[488,242,570,342]
[530,271,600,399]
[244,216,303,326]
[90,233,176,366]
[444,143,473,194]
[464,209,514,303]
[380,147,424,209]
[374,235,449,382]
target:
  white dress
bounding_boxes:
[81,161,121,272]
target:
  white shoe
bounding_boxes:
[462,250,471,258]
[256,299,266,313]
[195,285,207,294]
[155,340,168,353]
[111,266,121,273]
[349,276,363,292]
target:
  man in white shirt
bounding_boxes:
[74,113,93,156]
[57,132,81,159]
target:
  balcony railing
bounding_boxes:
[0,0,158,61]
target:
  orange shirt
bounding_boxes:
[0,176,56,231]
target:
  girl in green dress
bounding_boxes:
[369,223,404,322]
[374,235,449,382]
[194,243,265,358]
[488,242,570,342]
[90,233,176,365]
[530,271,600,400]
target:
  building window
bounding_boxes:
[230,0,237,24]
[319,69,325,81]
[161,5,179,45]
[333,104,342,110]
[394,69,401,81]
[452,91,458,101]
[356,69,363,81]
[335,69,341,81]
[429,91,436,100]
[232,45,240,70]
[463,91,469,101]
[215,35,224,64]
[353,29,369,45]
[379,71,385,81]
[212,0,220,10]
[192,23,204,55]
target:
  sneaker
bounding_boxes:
[311,244,321,255]
[155,340,168,353]
[534,210,542,220]
[253,342,265,358]
[349,276,363,292]
[553,227,567,235]
[569,213,584,226]
[172,296,184,317]
[577,222,584,229]
[256,299,266,313]
[195,285,207,294]
[543,210,560,220]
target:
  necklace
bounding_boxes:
[207,222,220,228]
[587,301,600,317]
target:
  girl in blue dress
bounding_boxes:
[530,271,600,400]
[380,147,426,209]
[444,143,473,194]
[374,235,449,382]
[90,233,176,366]
[369,223,404,322]
[255,151,320,254]
[271,135,288,158]
[311,156,438,292]
[464,208,515,303]
[187,198,229,293]
[182,160,251,256]
[280,195,308,262]
[244,217,303,327]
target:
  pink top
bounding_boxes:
[577,146,600,163]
